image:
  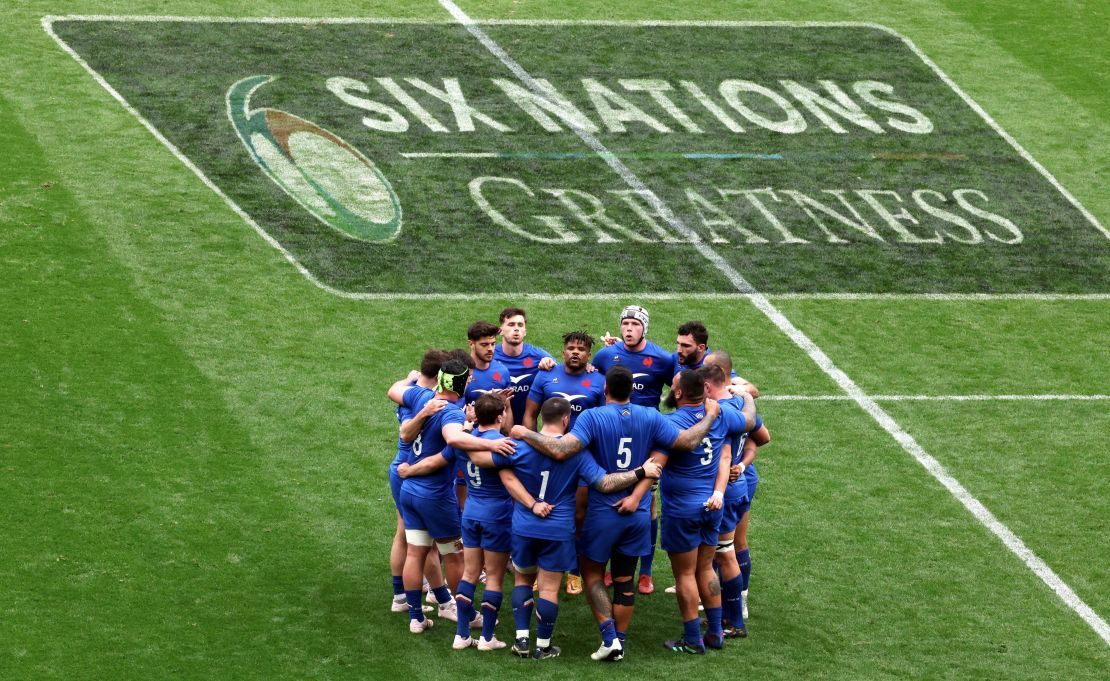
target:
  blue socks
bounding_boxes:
[599,618,617,646]
[404,588,424,621]
[683,617,703,646]
[511,585,534,635]
[722,575,744,629]
[432,584,452,606]
[481,590,502,642]
[455,579,477,638]
[706,606,723,639]
[535,598,559,641]
[391,575,404,597]
[641,518,659,576]
[737,548,752,591]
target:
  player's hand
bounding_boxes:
[497,388,515,402]
[487,438,517,456]
[509,425,529,440]
[704,491,724,511]
[727,383,756,399]
[531,501,553,518]
[407,370,421,383]
[729,464,741,483]
[397,463,411,478]
[585,362,598,374]
[703,398,721,420]
[538,357,556,371]
[421,399,448,417]
[642,460,662,479]
[601,332,618,346]
[612,496,640,515]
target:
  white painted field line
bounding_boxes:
[765,394,1110,402]
[438,0,1110,645]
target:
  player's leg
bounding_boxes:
[477,549,510,650]
[736,504,752,618]
[716,529,746,637]
[390,512,408,612]
[661,514,705,653]
[510,536,538,658]
[533,568,563,659]
[638,492,658,593]
[452,533,485,649]
[399,489,435,632]
[565,486,588,595]
[696,542,725,648]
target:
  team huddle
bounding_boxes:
[385,306,771,660]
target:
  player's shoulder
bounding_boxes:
[526,343,553,359]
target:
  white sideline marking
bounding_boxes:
[764,394,1110,402]
[438,0,1110,646]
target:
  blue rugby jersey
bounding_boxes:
[593,340,676,409]
[493,439,605,541]
[401,398,465,499]
[494,343,555,424]
[395,385,435,467]
[717,396,752,502]
[464,361,512,406]
[569,403,681,514]
[462,429,513,523]
[528,364,605,430]
[658,404,729,518]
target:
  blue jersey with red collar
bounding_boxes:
[593,340,676,409]
[494,343,555,424]
[528,364,606,430]
[464,361,511,405]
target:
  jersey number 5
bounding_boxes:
[616,437,633,469]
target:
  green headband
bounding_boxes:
[437,367,469,395]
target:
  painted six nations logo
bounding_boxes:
[46,18,1108,295]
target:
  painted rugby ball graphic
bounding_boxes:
[227,75,401,242]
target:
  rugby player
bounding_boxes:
[524,330,606,596]
[674,320,761,397]
[401,393,514,651]
[394,358,516,634]
[653,370,755,653]
[510,366,722,660]
[384,351,451,615]
[482,397,662,660]
[705,350,770,620]
[493,307,556,425]
[698,363,758,637]
[593,305,676,593]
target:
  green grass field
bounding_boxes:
[2,1,1107,679]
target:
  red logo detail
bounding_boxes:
[581,379,591,388]
[523,357,534,367]
[643,357,653,367]
[493,372,502,381]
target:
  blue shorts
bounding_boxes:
[389,464,403,510]
[720,496,747,533]
[512,534,577,573]
[580,507,650,563]
[399,489,461,539]
[461,516,512,553]
[661,510,723,554]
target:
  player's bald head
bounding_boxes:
[704,350,733,376]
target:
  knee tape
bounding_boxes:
[716,539,735,554]
[610,551,638,580]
